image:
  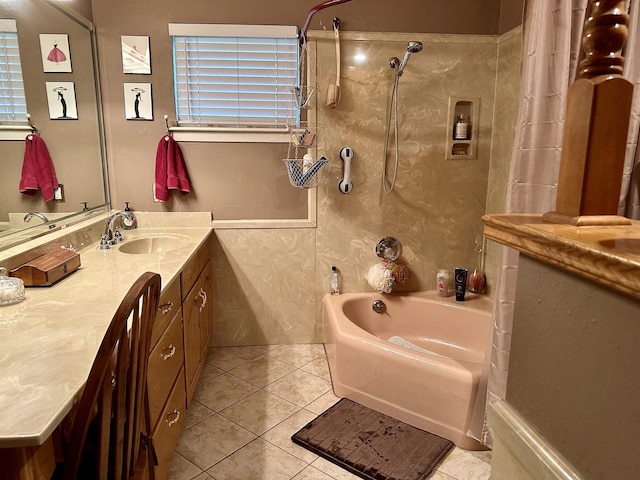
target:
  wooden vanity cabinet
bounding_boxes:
[146,240,212,480]
[182,246,211,404]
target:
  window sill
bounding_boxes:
[0,125,32,141]
[169,126,291,143]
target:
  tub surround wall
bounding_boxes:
[484,27,523,292]
[483,214,640,479]
[315,31,499,317]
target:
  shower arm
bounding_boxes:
[299,0,352,46]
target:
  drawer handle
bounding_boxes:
[166,409,180,427]
[160,344,176,361]
[199,288,207,312]
[159,301,174,314]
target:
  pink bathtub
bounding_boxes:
[323,290,493,450]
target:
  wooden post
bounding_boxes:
[544,0,633,226]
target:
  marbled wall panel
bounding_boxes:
[313,32,498,298]
[211,229,317,346]
[485,28,523,292]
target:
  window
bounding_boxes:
[169,23,299,138]
[0,19,27,124]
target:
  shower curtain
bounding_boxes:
[470,0,640,446]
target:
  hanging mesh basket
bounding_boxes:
[284,156,328,189]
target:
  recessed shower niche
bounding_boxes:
[446,97,479,160]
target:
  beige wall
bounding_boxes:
[505,255,640,478]
[499,0,525,34]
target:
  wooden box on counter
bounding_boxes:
[10,248,81,286]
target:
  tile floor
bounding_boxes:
[167,344,492,480]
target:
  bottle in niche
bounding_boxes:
[454,114,469,140]
[436,269,449,297]
[330,265,340,295]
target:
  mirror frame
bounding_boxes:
[0,0,110,251]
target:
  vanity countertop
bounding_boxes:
[0,222,212,448]
[482,213,640,300]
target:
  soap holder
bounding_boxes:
[0,267,25,305]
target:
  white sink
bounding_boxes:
[117,234,191,254]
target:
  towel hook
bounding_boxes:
[164,114,173,136]
[26,113,39,136]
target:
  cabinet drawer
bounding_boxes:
[180,252,200,301]
[151,276,180,349]
[148,312,184,430]
[152,369,187,480]
[181,242,208,300]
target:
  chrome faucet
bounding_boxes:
[24,212,49,223]
[98,211,136,250]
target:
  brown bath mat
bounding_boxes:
[291,398,454,480]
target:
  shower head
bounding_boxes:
[397,41,423,76]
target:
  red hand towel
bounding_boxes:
[155,135,191,202]
[19,135,59,202]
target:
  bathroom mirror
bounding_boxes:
[0,0,108,250]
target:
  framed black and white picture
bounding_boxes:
[124,83,153,120]
[39,34,72,73]
[45,82,78,119]
[121,35,151,74]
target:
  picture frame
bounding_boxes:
[124,83,153,120]
[39,34,72,73]
[45,81,78,119]
[121,35,151,74]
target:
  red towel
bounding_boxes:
[19,134,59,202]
[154,135,191,202]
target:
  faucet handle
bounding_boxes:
[98,233,111,250]
[113,227,124,244]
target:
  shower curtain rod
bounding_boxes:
[299,0,352,45]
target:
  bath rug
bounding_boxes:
[291,398,454,480]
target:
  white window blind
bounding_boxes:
[0,19,27,123]
[170,24,299,129]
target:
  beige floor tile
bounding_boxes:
[193,373,258,412]
[304,389,341,415]
[175,413,256,470]
[229,355,297,388]
[166,452,203,480]
[265,369,332,407]
[436,447,492,480]
[261,408,320,463]
[310,456,363,479]
[267,344,325,367]
[291,465,336,479]
[199,361,224,383]
[183,400,215,429]
[427,472,458,480]
[220,389,300,435]
[249,344,281,353]
[193,473,215,480]
[299,355,331,381]
[205,346,265,371]
[205,437,307,480]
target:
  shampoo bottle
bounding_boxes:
[330,266,340,295]
[436,269,449,297]
[454,114,469,140]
